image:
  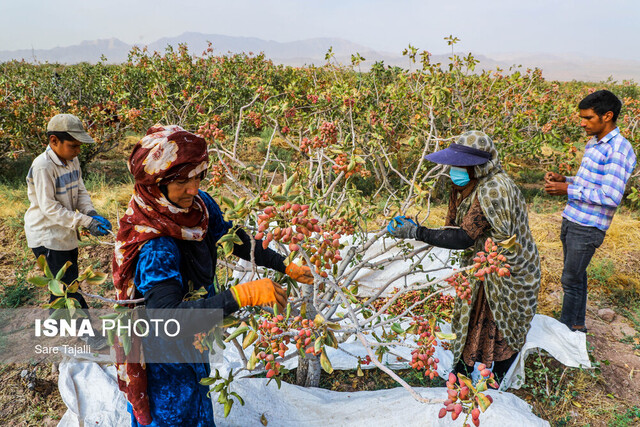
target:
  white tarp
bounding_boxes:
[233,234,458,297]
[57,360,550,427]
[57,238,587,426]
[212,378,550,427]
[57,313,585,426]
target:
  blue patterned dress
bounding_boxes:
[129,192,230,427]
[128,190,286,426]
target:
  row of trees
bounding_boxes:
[17,40,640,424]
[2,41,639,182]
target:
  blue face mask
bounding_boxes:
[449,166,470,186]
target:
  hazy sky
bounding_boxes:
[2,0,640,60]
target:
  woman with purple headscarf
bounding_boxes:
[387,131,540,383]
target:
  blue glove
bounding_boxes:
[90,215,112,234]
[386,216,418,239]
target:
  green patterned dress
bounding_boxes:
[447,131,541,366]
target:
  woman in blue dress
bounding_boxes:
[112,124,312,426]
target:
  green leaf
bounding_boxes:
[249,316,258,330]
[66,298,76,318]
[223,400,233,417]
[323,332,334,348]
[76,267,92,282]
[326,330,339,349]
[114,304,131,313]
[66,281,79,294]
[283,172,298,195]
[320,350,333,374]
[271,195,288,203]
[313,314,325,327]
[247,350,258,370]
[435,331,456,340]
[218,234,233,243]
[85,271,108,286]
[231,392,245,406]
[27,276,50,287]
[476,392,492,412]
[225,326,249,342]
[498,234,522,253]
[106,329,115,347]
[299,303,307,319]
[46,308,63,321]
[214,327,226,349]
[391,323,404,334]
[223,316,241,328]
[285,303,291,320]
[55,261,73,281]
[242,330,258,349]
[230,233,243,245]
[49,297,66,310]
[37,255,53,279]
[314,337,323,353]
[221,196,235,209]
[100,313,120,320]
[223,241,234,256]
[457,373,476,393]
[121,334,131,356]
[48,279,65,297]
[199,377,217,386]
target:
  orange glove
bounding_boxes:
[285,263,314,285]
[230,278,287,311]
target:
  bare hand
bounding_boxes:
[544,171,565,183]
[544,180,569,195]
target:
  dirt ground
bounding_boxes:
[0,209,639,425]
[588,316,640,407]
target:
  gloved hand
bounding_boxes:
[87,218,110,236]
[386,216,418,239]
[91,214,112,232]
[230,278,287,311]
[285,263,314,285]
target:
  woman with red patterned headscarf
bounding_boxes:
[113,125,313,426]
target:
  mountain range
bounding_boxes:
[1,32,638,83]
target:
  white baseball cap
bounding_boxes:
[47,114,95,144]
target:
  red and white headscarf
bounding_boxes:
[111,124,209,424]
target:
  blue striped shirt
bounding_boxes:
[562,128,636,231]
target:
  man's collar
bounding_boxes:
[45,146,67,166]
[596,127,620,145]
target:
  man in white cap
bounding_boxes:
[24,114,112,348]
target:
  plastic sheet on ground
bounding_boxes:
[57,237,587,426]
[57,358,129,426]
[233,234,458,297]
[212,378,550,427]
[56,312,585,426]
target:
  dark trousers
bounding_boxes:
[454,352,518,383]
[31,246,89,309]
[559,218,605,329]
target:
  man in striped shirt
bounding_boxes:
[544,90,636,333]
